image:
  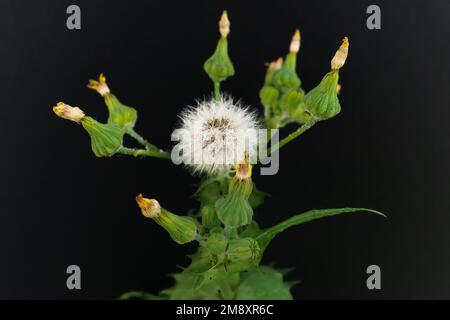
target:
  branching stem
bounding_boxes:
[269,120,316,155]
[118,146,171,160]
[127,129,159,151]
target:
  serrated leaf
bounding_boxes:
[235,266,293,300]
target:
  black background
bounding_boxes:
[1,0,449,299]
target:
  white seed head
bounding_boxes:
[174,96,260,175]
[53,102,85,122]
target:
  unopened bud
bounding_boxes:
[53,102,85,122]
[219,11,230,38]
[331,37,349,70]
[289,29,301,53]
[136,194,197,244]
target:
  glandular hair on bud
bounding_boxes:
[136,194,161,218]
[53,102,85,122]
[219,11,230,38]
[331,37,349,70]
[289,29,301,53]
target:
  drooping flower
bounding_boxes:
[174,96,260,175]
[135,194,197,244]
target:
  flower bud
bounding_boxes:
[289,29,301,54]
[225,238,260,272]
[303,70,340,121]
[53,102,85,122]
[279,88,305,115]
[331,37,349,70]
[204,11,235,84]
[272,30,302,90]
[201,205,221,229]
[215,158,253,227]
[205,228,228,256]
[80,116,124,157]
[259,85,279,110]
[264,58,283,85]
[136,194,197,244]
[88,74,137,132]
[219,10,230,38]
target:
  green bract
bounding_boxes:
[80,116,124,157]
[215,177,253,227]
[303,70,341,120]
[204,37,235,84]
[155,210,197,245]
[272,52,301,90]
[104,93,137,132]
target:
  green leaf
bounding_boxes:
[235,266,293,300]
[255,208,385,259]
[161,272,221,300]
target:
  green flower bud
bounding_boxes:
[272,30,301,90]
[204,11,235,84]
[263,57,283,85]
[259,85,279,110]
[88,74,137,131]
[136,194,197,244]
[201,205,221,229]
[196,179,223,206]
[279,88,305,115]
[303,70,341,120]
[226,238,260,272]
[205,228,228,256]
[215,159,254,227]
[80,116,124,157]
[303,38,349,120]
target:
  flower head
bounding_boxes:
[87,73,110,96]
[175,96,259,175]
[136,194,161,218]
[53,102,85,122]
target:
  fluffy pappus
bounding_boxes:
[173,96,260,175]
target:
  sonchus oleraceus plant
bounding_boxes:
[52,11,384,300]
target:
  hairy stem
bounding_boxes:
[118,146,171,160]
[269,120,316,155]
[127,129,159,151]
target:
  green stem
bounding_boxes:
[214,81,221,101]
[118,146,171,160]
[269,120,316,155]
[127,129,159,151]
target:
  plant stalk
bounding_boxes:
[118,146,171,160]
